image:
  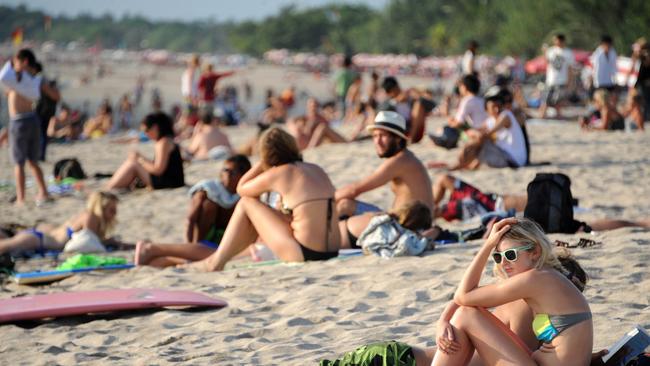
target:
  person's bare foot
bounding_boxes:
[134,240,154,265]
[35,195,53,207]
[177,257,222,272]
[14,199,25,207]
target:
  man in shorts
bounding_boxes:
[0,49,59,206]
[538,34,575,119]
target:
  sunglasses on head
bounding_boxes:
[492,243,534,264]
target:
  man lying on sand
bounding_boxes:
[335,111,434,218]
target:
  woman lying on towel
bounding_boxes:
[429,217,593,366]
[0,191,118,256]
[178,127,341,271]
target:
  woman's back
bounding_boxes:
[151,139,185,189]
[275,162,341,253]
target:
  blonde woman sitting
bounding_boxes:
[431,217,593,366]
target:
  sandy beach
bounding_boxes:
[1,63,649,365]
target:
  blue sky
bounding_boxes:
[1,0,388,22]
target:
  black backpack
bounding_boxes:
[524,173,583,233]
[53,158,87,181]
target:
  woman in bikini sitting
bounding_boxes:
[431,217,593,366]
[0,191,118,255]
[176,127,340,271]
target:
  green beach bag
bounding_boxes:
[320,341,416,366]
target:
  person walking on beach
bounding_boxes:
[0,48,59,206]
[197,63,234,110]
[33,62,59,161]
[335,111,433,218]
[590,35,618,93]
[461,40,479,76]
[333,55,358,116]
[538,34,575,119]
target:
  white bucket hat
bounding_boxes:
[366,111,408,140]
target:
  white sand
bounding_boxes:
[1,63,649,365]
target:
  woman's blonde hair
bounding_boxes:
[86,191,119,238]
[493,217,563,278]
[258,127,302,168]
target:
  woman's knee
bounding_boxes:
[451,306,482,328]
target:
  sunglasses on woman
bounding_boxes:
[492,243,534,264]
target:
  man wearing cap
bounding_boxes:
[335,111,434,218]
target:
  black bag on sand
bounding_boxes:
[53,158,87,181]
[524,173,585,233]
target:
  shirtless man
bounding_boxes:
[335,111,433,218]
[185,110,232,160]
[0,49,59,206]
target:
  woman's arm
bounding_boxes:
[236,162,275,197]
[77,212,103,238]
[454,218,518,305]
[140,138,173,175]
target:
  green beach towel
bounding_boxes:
[320,341,416,366]
[56,254,127,271]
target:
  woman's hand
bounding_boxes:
[436,320,460,355]
[484,217,517,249]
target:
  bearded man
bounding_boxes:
[335,111,434,218]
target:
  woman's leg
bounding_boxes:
[135,241,216,267]
[105,159,151,189]
[432,306,535,366]
[191,197,304,271]
[587,219,650,231]
[0,232,40,255]
[308,124,347,148]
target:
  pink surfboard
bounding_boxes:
[0,288,227,323]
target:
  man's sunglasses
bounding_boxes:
[492,244,534,264]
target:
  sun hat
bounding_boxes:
[367,111,408,140]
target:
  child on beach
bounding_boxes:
[0,191,118,256]
[106,112,185,190]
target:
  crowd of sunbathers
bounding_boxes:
[2,40,650,366]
